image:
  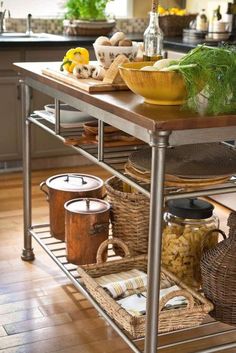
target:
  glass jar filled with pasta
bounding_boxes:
[162,198,219,288]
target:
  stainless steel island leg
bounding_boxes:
[144,131,170,353]
[21,80,35,261]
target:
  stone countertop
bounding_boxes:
[1,31,234,52]
[0,33,144,48]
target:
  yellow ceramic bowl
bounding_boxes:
[119,61,187,105]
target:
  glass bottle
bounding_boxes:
[162,198,219,288]
[222,2,233,32]
[143,10,163,61]
[196,9,208,31]
[216,5,222,20]
[232,0,236,32]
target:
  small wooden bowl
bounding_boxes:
[83,121,119,135]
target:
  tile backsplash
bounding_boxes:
[5,17,148,35]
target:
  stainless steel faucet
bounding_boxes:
[0,1,10,34]
[26,13,32,35]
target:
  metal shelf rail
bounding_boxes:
[20,75,236,353]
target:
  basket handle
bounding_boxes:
[159,289,195,312]
[202,228,227,252]
[96,237,131,264]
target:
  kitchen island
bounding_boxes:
[2,30,236,168]
[15,61,236,353]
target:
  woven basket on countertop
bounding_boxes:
[63,19,116,37]
[77,238,213,338]
[201,212,236,325]
[105,176,150,256]
[159,14,197,37]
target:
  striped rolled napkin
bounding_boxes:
[95,269,147,299]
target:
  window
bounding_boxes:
[4,0,66,18]
[4,0,132,19]
[106,0,133,18]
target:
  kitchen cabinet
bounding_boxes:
[0,75,22,160]
[0,50,23,162]
[16,61,236,353]
[0,45,95,164]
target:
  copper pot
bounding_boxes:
[65,198,110,265]
[40,173,103,241]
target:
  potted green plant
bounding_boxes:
[63,0,116,36]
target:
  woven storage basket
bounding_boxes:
[77,238,213,338]
[159,14,197,37]
[63,19,116,36]
[201,212,236,325]
[105,176,150,256]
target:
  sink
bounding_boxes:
[0,32,64,39]
[0,32,30,37]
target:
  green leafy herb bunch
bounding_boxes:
[65,0,113,21]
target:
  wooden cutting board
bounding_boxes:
[63,134,144,147]
[42,67,129,93]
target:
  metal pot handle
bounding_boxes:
[89,222,109,235]
[64,174,87,185]
[39,181,49,201]
[96,237,131,264]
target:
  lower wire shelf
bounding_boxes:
[29,224,142,353]
[30,224,236,353]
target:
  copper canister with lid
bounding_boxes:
[40,174,104,241]
[64,198,110,265]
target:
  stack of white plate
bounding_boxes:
[42,104,95,128]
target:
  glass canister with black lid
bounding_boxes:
[162,198,219,288]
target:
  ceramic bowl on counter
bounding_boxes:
[44,104,96,128]
[93,42,138,69]
[119,61,187,105]
[44,104,91,123]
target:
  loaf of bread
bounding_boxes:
[103,54,129,84]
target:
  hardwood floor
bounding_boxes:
[0,165,235,353]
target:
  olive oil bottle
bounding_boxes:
[143,0,163,61]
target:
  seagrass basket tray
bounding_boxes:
[63,19,116,37]
[159,14,197,37]
[77,238,213,338]
[105,176,150,256]
[201,212,236,325]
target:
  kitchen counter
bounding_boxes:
[0,33,144,48]
[1,31,235,53]
[15,61,236,135]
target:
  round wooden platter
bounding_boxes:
[124,162,231,188]
[128,143,236,179]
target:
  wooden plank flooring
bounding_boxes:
[0,165,236,353]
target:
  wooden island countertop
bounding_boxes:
[14,62,236,134]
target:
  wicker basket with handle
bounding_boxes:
[159,14,197,37]
[105,176,150,256]
[201,212,236,325]
[77,238,213,338]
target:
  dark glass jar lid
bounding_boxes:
[167,198,214,219]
